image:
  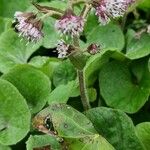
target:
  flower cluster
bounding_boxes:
[56,40,69,58]
[93,0,135,25]
[14,11,43,42]
[55,10,84,37]
[13,1,135,58]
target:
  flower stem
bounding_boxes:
[78,70,91,110]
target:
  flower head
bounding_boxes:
[13,11,43,42]
[56,40,69,58]
[55,10,84,37]
[93,0,135,25]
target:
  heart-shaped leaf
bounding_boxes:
[99,60,150,113]
[86,21,125,51]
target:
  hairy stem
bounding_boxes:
[78,70,91,110]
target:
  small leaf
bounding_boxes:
[85,107,145,150]
[26,135,61,150]
[53,59,77,87]
[47,80,79,104]
[99,60,150,113]
[29,56,61,80]
[136,122,150,150]
[126,33,150,59]
[88,88,97,102]
[2,65,51,114]
[0,79,30,145]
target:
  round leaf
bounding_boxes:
[99,60,150,113]
[53,60,76,87]
[0,79,30,145]
[2,65,51,113]
[86,23,125,51]
[86,107,144,150]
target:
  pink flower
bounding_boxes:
[56,40,69,58]
[55,10,84,37]
[93,0,135,25]
[14,11,43,42]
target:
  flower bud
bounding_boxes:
[87,43,100,55]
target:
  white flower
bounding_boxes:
[93,0,135,25]
[13,11,43,42]
[56,40,69,58]
[55,10,84,37]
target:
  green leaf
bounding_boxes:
[27,1,67,48]
[126,34,150,59]
[88,88,97,102]
[85,107,145,150]
[0,17,12,35]
[99,60,150,113]
[33,104,114,150]
[47,80,79,104]
[138,0,150,11]
[29,56,61,80]
[0,79,30,145]
[86,23,125,51]
[84,50,128,86]
[26,135,61,150]
[0,0,30,17]
[0,29,41,73]
[0,144,11,150]
[53,59,77,87]
[136,122,150,150]
[148,58,150,72]
[2,64,51,114]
